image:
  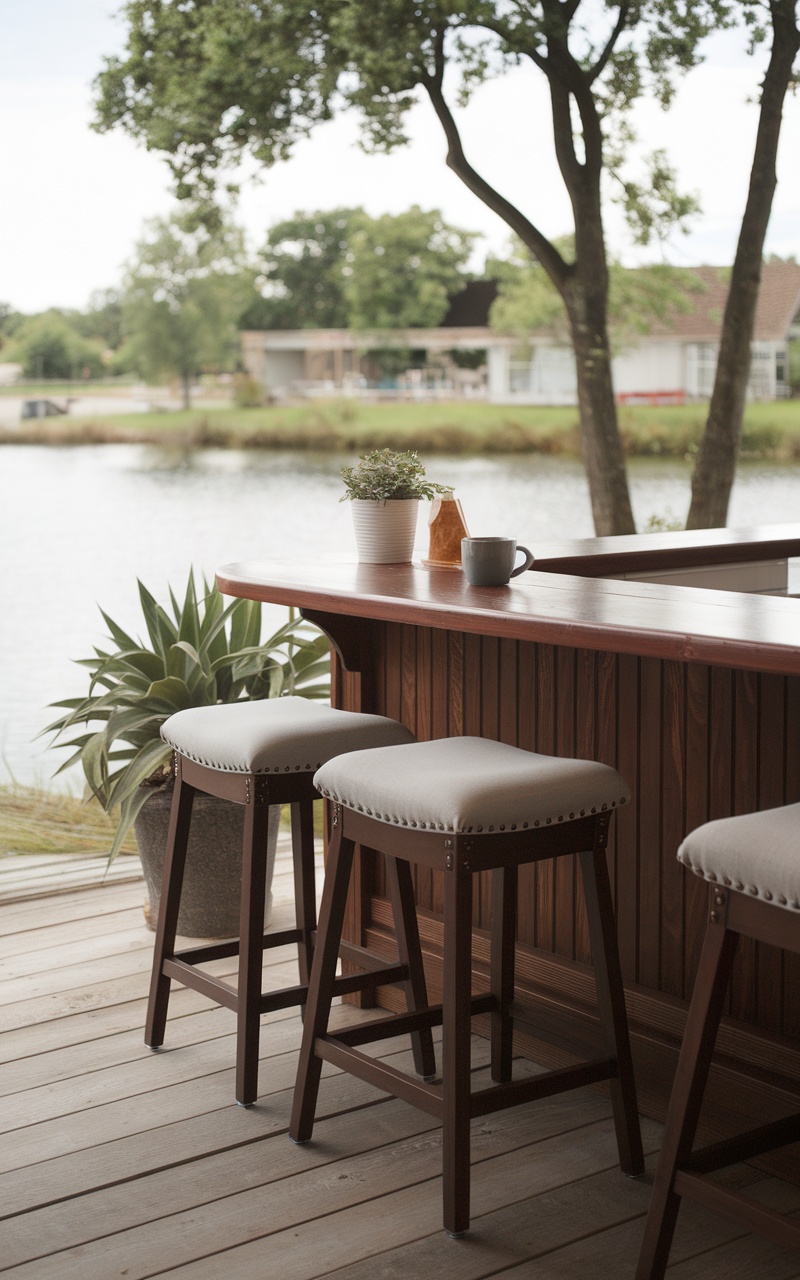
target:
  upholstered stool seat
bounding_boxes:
[636,803,800,1279]
[314,735,630,832]
[676,801,800,911]
[146,697,421,1107]
[290,736,643,1236]
[161,697,415,776]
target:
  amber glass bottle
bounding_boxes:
[424,491,470,568]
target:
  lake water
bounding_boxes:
[2,444,799,786]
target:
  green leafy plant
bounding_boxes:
[340,448,449,502]
[45,572,330,861]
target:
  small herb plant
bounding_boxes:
[340,448,449,502]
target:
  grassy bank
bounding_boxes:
[0,783,319,855]
[2,398,799,459]
[0,783,138,857]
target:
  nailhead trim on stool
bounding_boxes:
[145,697,418,1108]
[314,735,629,832]
[290,735,643,1236]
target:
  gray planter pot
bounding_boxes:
[134,787,280,939]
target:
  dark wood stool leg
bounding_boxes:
[290,799,318,992]
[490,863,517,1084]
[236,794,272,1107]
[385,855,437,1079]
[442,864,474,1237]
[579,834,644,1176]
[290,821,356,1143]
[635,916,739,1280]
[145,772,195,1049]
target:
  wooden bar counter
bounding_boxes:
[218,525,800,1173]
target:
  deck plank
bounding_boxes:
[2,860,799,1279]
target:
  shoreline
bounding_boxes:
[1,400,799,461]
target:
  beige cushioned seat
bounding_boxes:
[161,697,415,774]
[314,736,629,834]
[678,802,800,912]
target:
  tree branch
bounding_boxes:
[422,29,569,289]
[589,1,631,83]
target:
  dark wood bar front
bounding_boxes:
[218,533,800,1176]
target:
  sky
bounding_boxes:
[1,1,798,315]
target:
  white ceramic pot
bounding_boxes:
[350,498,419,563]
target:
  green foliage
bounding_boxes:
[241,205,475,333]
[245,208,361,330]
[489,235,703,351]
[74,288,126,351]
[0,302,24,347]
[121,213,257,404]
[3,311,105,378]
[94,1,723,246]
[340,448,450,500]
[232,372,267,407]
[44,574,330,861]
[344,206,476,330]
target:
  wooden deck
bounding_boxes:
[2,841,800,1279]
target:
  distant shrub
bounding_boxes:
[233,373,267,408]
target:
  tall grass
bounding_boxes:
[0,783,139,857]
[3,399,799,458]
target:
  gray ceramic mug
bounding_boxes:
[461,537,535,586]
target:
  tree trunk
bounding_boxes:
[181,371,192,410]
[566,274,636,535]
[687,2,799,530]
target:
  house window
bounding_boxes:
[686,343,718,398]
[748,343,775,401]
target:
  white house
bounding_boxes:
[241,263,800,406]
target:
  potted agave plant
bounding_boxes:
[340,448,449,563]
[45,572,330,937]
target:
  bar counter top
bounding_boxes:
[217,536,800,677]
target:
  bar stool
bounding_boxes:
[636,803,800,1280]
[145,696,432,1107]
[289,735,644,1235]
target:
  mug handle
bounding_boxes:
[510,545,535,578]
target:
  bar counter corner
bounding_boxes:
[218,532,800,1180]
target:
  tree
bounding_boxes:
[344,206,475,330]
[3,312,105,379]
[94,0,725,535]
[240,204,475,332]
[687,0,800,529]
[77,288,126,352]
[241,207,361,330]
[120,214,256,408]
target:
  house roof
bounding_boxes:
[646,261,800,343]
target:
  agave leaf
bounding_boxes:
[138,580,178,658]
[107,777,165,864]
[105,706,165,742]
[106,738,172,812]
[113,649,166,682]
[81,730,112,805]
[144,676,195,713]
[177,572,202,652]
[99,609,140,653]
[229,598,261,655]
[45,573,332,811]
